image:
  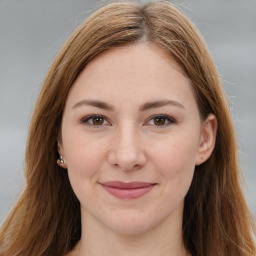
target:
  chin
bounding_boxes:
[102,210,163,236]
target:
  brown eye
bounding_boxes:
[153,117,166,126]
[81,115,109,126]
[92,117,104,125]
[146,115,176,127]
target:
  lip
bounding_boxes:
[100,181,156,199]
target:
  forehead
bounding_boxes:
[82,42,188,83]
[65,43,196,109]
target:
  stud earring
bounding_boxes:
[59,155,64,164]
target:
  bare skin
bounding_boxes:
[60,43,216,256]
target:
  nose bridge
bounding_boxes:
[109,122,146,170]
[118,123,138,154]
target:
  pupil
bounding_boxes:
[154,117,165,125]
[93,117,103,125]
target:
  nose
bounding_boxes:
[107,125,147,171]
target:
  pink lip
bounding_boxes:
[100,181,156,199]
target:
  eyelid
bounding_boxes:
[80,114,176,128]
[144,114,176,127]
[80,114,111,126]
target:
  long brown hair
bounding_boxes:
[1,1,255,255]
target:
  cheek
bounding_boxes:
[63,134,110,205]
[151,135,198,187]
[63,133,108,182]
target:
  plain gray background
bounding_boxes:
[0,0,255,221]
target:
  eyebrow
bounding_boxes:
[139,99,185,111]
[72,99,185,111]
[72,99,115,111]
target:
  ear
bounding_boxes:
[196,113,217,166]
[57,141,67,169]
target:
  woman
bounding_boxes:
[0,1,255,256]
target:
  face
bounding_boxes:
[58,43,215,235]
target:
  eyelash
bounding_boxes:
[80,114,176,128]
[81,114,110,127]
[146,114,176,127]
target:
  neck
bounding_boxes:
[75,207,189,256]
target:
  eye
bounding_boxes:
[81,115,110,127]
[146,115,176,127]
